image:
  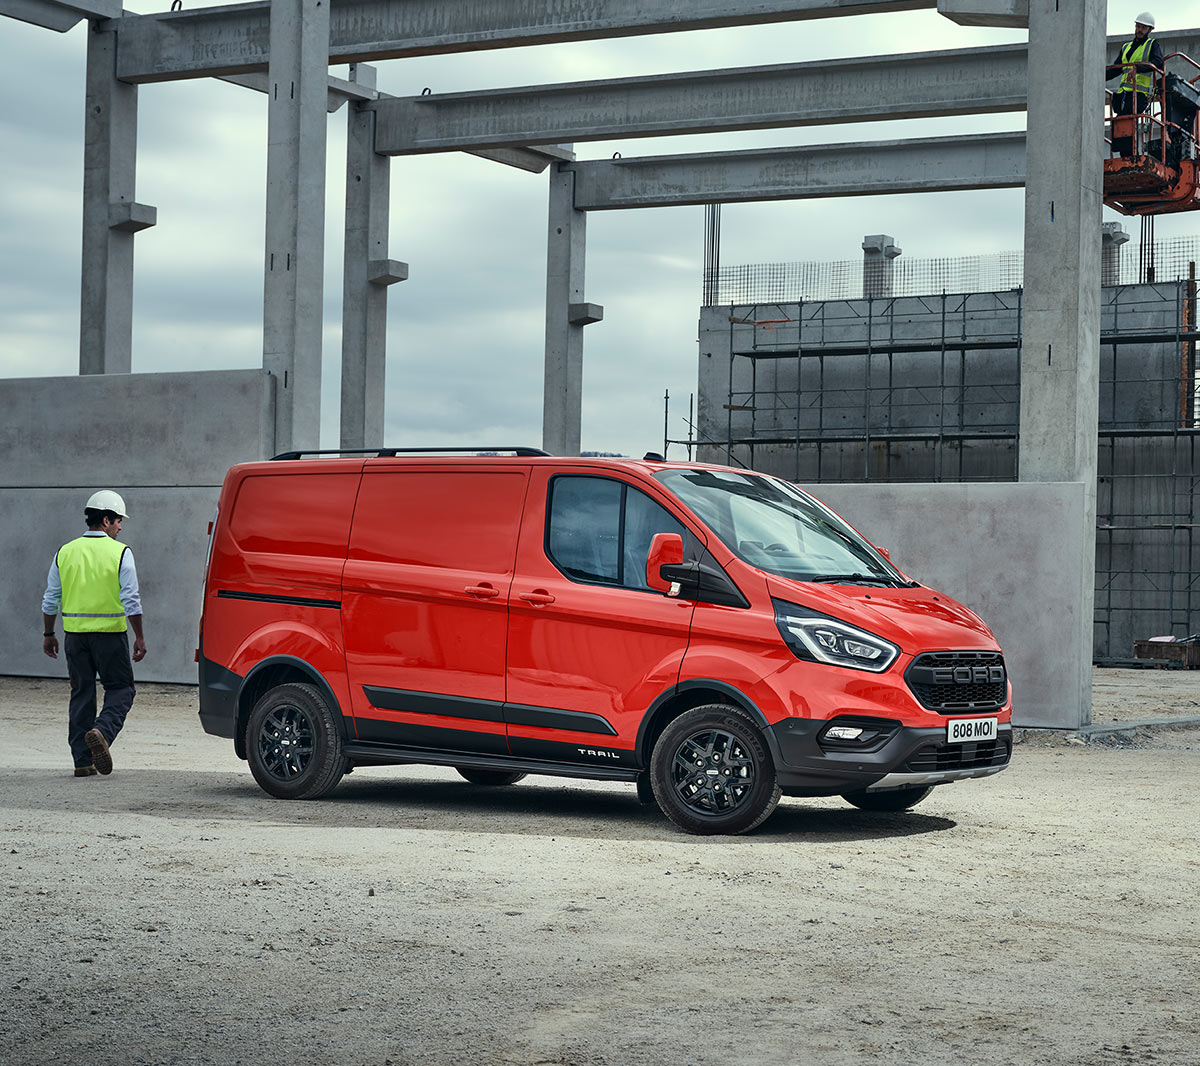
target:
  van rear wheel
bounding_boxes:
[842,785,932,812]
[650,704,781,835]
[246,683,347,800]
[456,768,527,786]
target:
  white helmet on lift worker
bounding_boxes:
[1134,12,1155,30]
[85,489,129,519]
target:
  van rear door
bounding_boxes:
[341,464,530,754]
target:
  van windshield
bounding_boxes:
[656,469,913,587]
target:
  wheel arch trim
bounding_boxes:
[236,655,349,758]
[635,677,782,767]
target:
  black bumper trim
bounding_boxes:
[767,718,1012,796]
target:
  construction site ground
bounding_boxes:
[1,668,1197,1066]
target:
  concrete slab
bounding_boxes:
[804,481,1091,730]
[1,370,274,683]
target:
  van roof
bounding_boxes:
[229,450,753,478]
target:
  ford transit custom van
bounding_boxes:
[198,449,1011,835]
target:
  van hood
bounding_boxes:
[765,575,998,653]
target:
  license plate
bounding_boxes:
[947,717,998,744]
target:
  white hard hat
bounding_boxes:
[85,490,129,518]
[1135,12,1155,28]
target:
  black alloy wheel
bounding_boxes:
[650,704,781,835]
[246,683,348,800]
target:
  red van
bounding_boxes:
[198,449,1011,834]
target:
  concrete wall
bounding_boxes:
[1,370,274,684]
[805,481,1090,729]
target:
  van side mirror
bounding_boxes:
[646,532,685,593]
[877,546,891,561]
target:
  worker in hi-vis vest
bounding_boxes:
[42,490,147,777]
[1107,12,1165,119]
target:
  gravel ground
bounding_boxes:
[2,671,1198,1066]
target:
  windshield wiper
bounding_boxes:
[808,573,902,587]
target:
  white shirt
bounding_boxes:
[42,531,142,617]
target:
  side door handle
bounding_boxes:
[465,584,500,599]
[518,590,556,606]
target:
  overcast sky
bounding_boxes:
[2,2,1199,457]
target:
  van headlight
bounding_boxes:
[773,601,899,673]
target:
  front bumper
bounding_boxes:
[765,718,1012,796]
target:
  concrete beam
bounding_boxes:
[566,132,1026,209]
[1018,0,1106,727]
[543,166,589,457]
[371,30,1200,153]
[938,0,1028,28]
[262,0,330,454]
[0,0,119,32]
[469,145,576,174]
[108,0,937,83]
[371,45,1030,153]
[80,24,140,376]
[218,69,379,112]
[340,91,391,452]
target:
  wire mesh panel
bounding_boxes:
[708,238,1200,306]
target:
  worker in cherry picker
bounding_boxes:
[1107,12,1165,119]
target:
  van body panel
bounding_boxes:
[341,467,529,748]
[505,467,696,759]
[210,467,361,593]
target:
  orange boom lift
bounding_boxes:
[1104,52,1200,215]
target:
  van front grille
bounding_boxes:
[905,651,1007,713]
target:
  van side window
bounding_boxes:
[547,476,688,590]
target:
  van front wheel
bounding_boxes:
[650,704,781,835]
[246,683,347,800]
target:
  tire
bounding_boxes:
[246,683,348,800]
[842,785,932,812]
[650,704,781,835]
[455,768,527,786]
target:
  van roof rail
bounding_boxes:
[270,446,552,461]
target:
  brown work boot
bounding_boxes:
[85,729,113,775]
[74,765,98,777]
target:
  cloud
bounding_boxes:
[2,3,1198,458]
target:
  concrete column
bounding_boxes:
[543,164,602,456]
[1101,222,1130,288]
[1018,0,1105,726]
[862,234,901,299]
[263,0,331,454]
[340,64,406,452]
[80,24,155,375]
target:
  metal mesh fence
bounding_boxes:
[708,237,1200,305]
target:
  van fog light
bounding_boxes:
[825,725,864,741]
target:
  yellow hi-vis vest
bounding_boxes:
[1117,37,1157,98]
[57,535,128,633]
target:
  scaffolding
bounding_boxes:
[691,274,1200,663]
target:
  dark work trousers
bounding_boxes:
[1113,90,1151,116]
[64,631,136,769]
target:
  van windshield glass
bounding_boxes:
[655,469,912,586]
